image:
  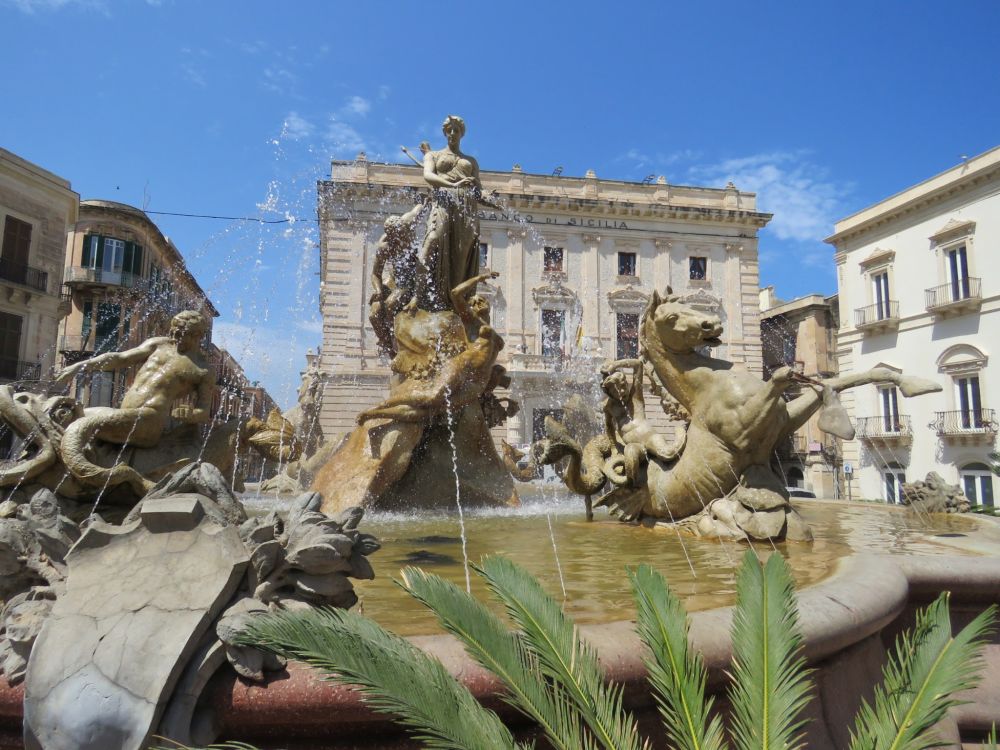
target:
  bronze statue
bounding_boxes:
[414,115,496,311]
[53,311,215,495]
[535,287,943,540]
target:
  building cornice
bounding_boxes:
[824,146,1000,246]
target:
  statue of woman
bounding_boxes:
[415,115,489,311]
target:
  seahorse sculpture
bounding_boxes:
[534,287,942,541]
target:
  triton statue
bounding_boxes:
[534,287,942,541]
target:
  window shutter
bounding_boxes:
[95,237,105,270]
[81,235,92,267]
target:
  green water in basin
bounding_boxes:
[245,486,1000,636]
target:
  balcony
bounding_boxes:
[925,278,982,317]
[856,415,913,444]
[0,257,48,293]
[63,266,146,290]
[933,409,998,443]
[0,358,41,382]
[854,301,899,333]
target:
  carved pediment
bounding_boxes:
[929,218,975,244]
[677,288,722,314]
[859,246,895,268]
[607,284,649,312]
[531,279,576,308]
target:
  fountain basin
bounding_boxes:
[2,498,999,749]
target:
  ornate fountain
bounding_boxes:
[1,115,997,750]
[311,115,520,514]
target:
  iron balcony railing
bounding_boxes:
[856,414,912,440]
[855,301,899,329]
[933,409,998,437]
[58,335,121,353]
[0,359,41,382]
[0,257,48,293]
[63,266,146,289]
[925,277,982,311]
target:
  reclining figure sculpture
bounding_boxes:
[0,311,295,509]
[534,287,942,541]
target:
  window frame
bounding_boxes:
[689,255,708,281]
[617,251,637,277]
[543,246,565,274]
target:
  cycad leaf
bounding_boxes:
[629,564,727,750]
[236,607,528,750]
[477,556,648,750]
[849,593,996,750]
[152,742,262,749]
[400,567,595,750]
[728,551,812,750]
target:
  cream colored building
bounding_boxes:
[317,156,770,446]
[0,149,78,388]
[59,199,218,407]
[826,146,1000,506]
[759,287,841,497]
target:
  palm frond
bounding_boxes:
[629,564,727,750]
[152,741,261,749]
[476,556,648,750]
[849,593,996,750]
[400,567,595,750]
[236,607,528,750]
[728,551,812,750]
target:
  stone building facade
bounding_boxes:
[759,287,841,497]
[0,149,78,387]
[317,157,770,447]
[58,199,219,408]
[826,145,1000,506]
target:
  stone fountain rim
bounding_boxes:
[191,547,1000,743]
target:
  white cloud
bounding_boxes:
[296,318,323,334]
[4,0,107,12]
[261,66,297,95]
[212,321,313,409]
[341,95,371,117]
[325,119,366,155]
[687,151,851,243]
[281,111,314,141]
[377,85,391,101]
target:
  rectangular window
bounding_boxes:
[95,302,122,352]
[532,408,564,443]
[0,311,24,381]
[123,242,144,277]
[478,242,489,271]
[689,256,707,280]
[879,386,900,432]
[543,246,564,273]
[540,308,565,357]
[955,375,983,429]
[616,312,639,359]
[948,245,970,301]
[103,238,125,273]
[618,252,636,276]
[872,271,890,319]
[2,216,32,267]
[884,469,905,504]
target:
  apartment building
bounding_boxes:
[826,146,1000,505]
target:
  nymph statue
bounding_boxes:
[414,115,498,311]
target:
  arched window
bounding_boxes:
[786,466,804,489]
[960,462,995,507]
[882,462,906,504]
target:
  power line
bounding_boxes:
[143,209,317,224]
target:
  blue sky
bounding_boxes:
[2,0,998,406]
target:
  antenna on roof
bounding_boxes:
[552,166,563,176]
[641,174,655,185]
